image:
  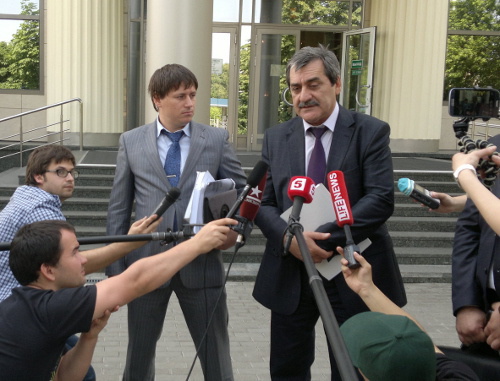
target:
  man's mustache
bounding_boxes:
[298,100,319,108]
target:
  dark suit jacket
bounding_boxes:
[452,134,500,314]
[105,121,247,289]
[253,105,407,316]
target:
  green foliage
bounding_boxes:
[238,41,251,135]
[210,106,222,122]
[0,0,40,90]
[211,63,230,99]
[444,0,500,98]
[282,0,351,25]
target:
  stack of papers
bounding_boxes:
[184,171,235,233]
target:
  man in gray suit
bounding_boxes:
[106,64,246,381]
[253,45,406,380]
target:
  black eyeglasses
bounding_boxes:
[45,168,79,179]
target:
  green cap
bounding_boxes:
[340,311,435,381]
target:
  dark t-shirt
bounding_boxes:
[436,353,480,380]
[0,285,97,380]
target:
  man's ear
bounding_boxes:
[39,263,56,282]
[335,77,342,95]
[33,173,45,186]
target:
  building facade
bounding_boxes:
[0,0,495,153]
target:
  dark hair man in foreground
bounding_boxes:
[0,217,236,380]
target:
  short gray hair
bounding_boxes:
[286,45,341,87]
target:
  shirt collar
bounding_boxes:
[302,104,339,134]
[155,117,191,138]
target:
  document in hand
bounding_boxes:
[184,171,235,233]
[280,184,370,280]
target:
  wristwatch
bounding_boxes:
[453,164,476,188]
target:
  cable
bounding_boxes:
[185,243,240,380]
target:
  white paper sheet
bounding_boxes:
[280,184,371,280]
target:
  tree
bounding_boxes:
[0,0,40,90]
[444,0,500,98]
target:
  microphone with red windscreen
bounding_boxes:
[234,173,267,249]
[283,176,316,255]
[327,171,360,268]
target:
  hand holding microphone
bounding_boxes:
[327,171,360,269]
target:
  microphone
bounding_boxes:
[0,228,196,251]
[397,178,440,209]
[226,160,269,218]
[151,187,181,221]
[327,171,360,268]
[234,173,266,248]
[283,176,316,255]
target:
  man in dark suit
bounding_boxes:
[452,134,500,356]
[106,64,246,381]
[253,45,406,380]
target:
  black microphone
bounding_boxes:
[226,161,269,218]
[77,231,188,246]
[0,228,196,251]
[283,176,316,255]
[234,173,266,248]
[151,187,181,221]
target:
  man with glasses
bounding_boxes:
[0,145,160,381]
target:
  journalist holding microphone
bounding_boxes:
[451,141,500,358]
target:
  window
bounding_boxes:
[444,0,500,99]
[0,0,43,92]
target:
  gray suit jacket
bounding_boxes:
[253,106,407,315]
[105,121,246,288]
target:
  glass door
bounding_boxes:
[340,27,376,115]
[211,27,238,143]
[248,28,300,151]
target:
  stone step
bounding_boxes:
[392,203,461,218]
[386,216,458,232]
[11,172,462,193]
[50,212,460,251]
[390,231,454,248]
[86,263,452,284]
[221,245,452,265]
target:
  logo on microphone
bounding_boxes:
[328,171,352,223]
[245,185,263,206]
[290,177,315,198]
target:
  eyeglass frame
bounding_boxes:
[45,168,79,179]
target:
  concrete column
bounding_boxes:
[366,0,449,152]
[46,0,124,146]
[144,0,213,124]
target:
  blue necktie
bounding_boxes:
[163,129,184,187]
[307,126,327,185]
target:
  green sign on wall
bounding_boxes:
[351,59,363,76]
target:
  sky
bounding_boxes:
[1,0,250,62]
[0,2,26,43]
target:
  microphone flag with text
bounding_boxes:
[234,172,266,248]
[283,176,316,255]
[327,170,360,268]
[226,160,269,218]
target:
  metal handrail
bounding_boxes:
[0,98,83,167]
